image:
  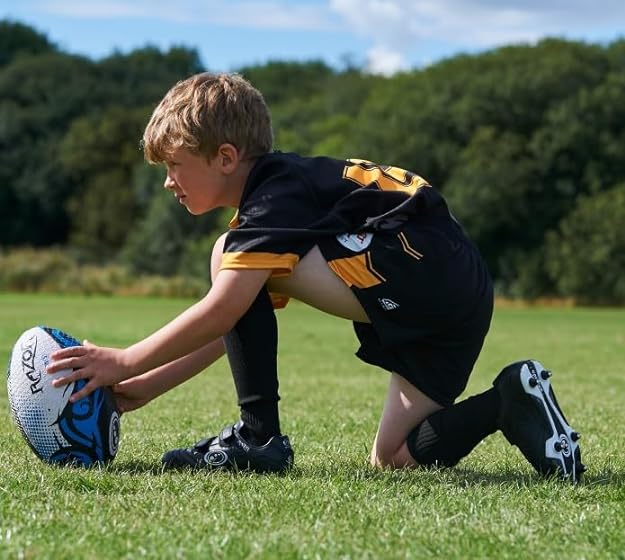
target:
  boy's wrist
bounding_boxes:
[121,346,142,379]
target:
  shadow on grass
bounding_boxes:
[107,459,167,476]
[437,466,625,487]
[104,459,625,488]
[289,463,625,488]
[291,464,536,487]
[577,469,625,486]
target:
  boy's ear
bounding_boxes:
[217,143,240,172]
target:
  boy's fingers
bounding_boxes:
[50,346,86,360]
[47,356,86,374]
[51,374,72,387]
[52,367,90,388]
[69,380,97,403]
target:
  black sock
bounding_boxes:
[240,401,280,445]
[406,387,500,467]
[222,286,281,445]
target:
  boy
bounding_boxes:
[48,73,584,481]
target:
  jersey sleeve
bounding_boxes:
[221,166,321,278]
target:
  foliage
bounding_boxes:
[120,188,228,278]
[0,52,98,245]
[1,20,625,302]
[96,46,204,108]
[545,183,625,304]
[0,20,56,66]
[444,128,539,261]
[0,248,207,298]
[0,247,77,292]
[59,107,149,258]
[238,60,335,106]
[0,39,203,253]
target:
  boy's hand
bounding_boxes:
[111,378,153,414]
[47,340,133,402]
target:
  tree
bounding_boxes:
[0,20,56,66]
[0,52,98,245]
[120,186,227,278]
[545,183,625,304]
[238,60,334,106]
[59,106,149,258]
[97,46,204,108]
[531,71,625,200]
[443,127,540,278]
[347,71,462,187]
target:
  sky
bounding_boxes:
[2,0,625,75]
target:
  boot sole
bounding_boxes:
[495,360,584,482]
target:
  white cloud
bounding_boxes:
[329,0,625,73]
[366,45,407,75]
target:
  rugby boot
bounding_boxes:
[161,421,293,473]
[494,360,585,482]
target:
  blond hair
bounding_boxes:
[142,72,273,163]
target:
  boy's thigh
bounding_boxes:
[267,245,370,323]
[213,233,368,322]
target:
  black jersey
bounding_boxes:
[222,151,453,280]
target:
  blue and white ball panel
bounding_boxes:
[7,326,120,466]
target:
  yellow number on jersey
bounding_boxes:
[343,159,429,195]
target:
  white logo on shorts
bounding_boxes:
[378,298,400,311]
[337,232,373,252]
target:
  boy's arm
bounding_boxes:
[126,268,271,372]
[47,268,272,401]
[113,338,225,413]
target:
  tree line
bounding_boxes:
[1,20,624,303]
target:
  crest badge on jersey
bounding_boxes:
[336,232,373,252]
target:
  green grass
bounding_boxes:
[0,293,624,559]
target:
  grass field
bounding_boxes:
[0,293,624,559]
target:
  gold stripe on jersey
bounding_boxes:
[365,251,387,283]
[220,252,300,278]
[343,159,429,195]
[398,232,423,260]
[228,211,240,229]
[328,252,386,289]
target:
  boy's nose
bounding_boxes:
[164,176,176,190]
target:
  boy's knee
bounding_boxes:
[210,232,229,281]
[370,447,390,468]
[370,452,396,469]
[370,441,410,469]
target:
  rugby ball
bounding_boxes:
[6,326,120,467]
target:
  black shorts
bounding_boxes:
[318,218,493,406]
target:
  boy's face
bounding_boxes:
[163,147,235,214]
